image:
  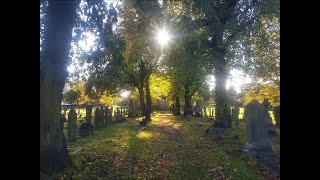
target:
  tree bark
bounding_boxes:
[173,96,181,116]
[144,76,152,121]
[137,85,145,116]
[183,83,192,116]
[213,49,232,128]
[40,0,79,175]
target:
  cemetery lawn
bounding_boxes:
[54,113,280,179]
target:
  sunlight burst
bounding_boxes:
[156,27,170,46]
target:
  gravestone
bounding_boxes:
[273,106,280,128]
[79,121,94,137]
[233,106,240,126]
[68,108,77,141]
[195,100,202,117]
[94,107,101,130]
[115,107,124,123]
[85,105,93,123]
[243,101,274,157]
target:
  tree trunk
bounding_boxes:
[144,77,152,121]
[137,85,145,116]
[173,96,181,116]
[213,49,232,128]
[40,0,79,175]
[183,83,192,116]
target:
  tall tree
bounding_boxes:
[192,0,279,128]
[163,0,211,116]
[121,0,163,121]
[40,0,80,174]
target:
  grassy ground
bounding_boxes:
[51,113,279,180]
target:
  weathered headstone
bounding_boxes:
[68,108,77,141]
[243,101,274,157]
[273,106,280,128]
[79,121,94,137]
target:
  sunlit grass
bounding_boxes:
[136,131,153,139]
[54,113,279,179]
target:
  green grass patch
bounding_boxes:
[51,114,279,179]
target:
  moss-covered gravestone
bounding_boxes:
[243,101,274,157]
[68,108,77,141]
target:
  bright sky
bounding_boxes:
[207,69,252,94]
[120,91,130,98]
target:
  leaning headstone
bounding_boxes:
[79,121,94,137]
[85,105,93,123]
[68,108,77,141]
[243,101,274,157]
[273,106,280,128]
[94,107,101,130]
